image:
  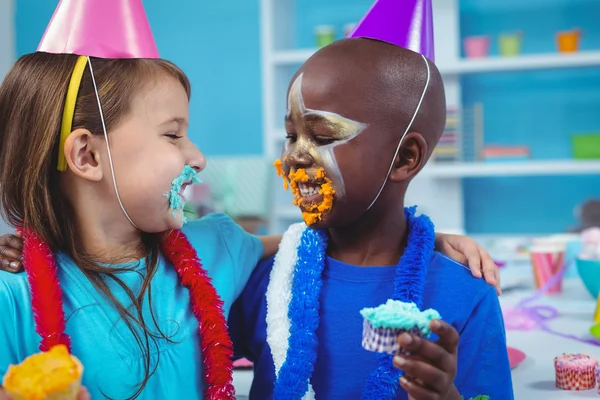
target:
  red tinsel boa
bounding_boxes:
[21,228,235,399]
[21,229,71,352]
[161,230,235,399]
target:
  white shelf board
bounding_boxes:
[271,49,315,66]
[445,50,600,74]
[271,49,600,75]
[421,159,600,178]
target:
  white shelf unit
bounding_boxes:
[259,0,600,234]
[421,159,600,178]
[272,48,600,75]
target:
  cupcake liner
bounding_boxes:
[361,319,423,355]
[595,365,600,394]
[555,355,597,390]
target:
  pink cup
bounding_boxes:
[530,243,565,294]
[464,36,490,58]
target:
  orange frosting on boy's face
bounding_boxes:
[275,73,367,226]
[274,161,335,226]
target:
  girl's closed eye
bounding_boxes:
[165,132,182,140]
[286,133,297,143]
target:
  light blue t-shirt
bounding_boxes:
[0,213,263,399]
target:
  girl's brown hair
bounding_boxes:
[0,52,191,398]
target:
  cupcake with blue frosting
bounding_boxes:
[360,299,441,355]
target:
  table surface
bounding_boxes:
[500,265,600,399]
[232,264,600,399]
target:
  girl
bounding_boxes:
[0,52,282,399]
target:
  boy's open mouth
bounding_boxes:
[274,159,335,226]
[298,181,324,204]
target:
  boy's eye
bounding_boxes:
[315,136,336,146]
[165,133,181,140]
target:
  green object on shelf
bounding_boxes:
[315,25,335,48]
[499,33,522,56]
[572,133,600,159]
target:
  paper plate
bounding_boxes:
[508,347,526,369]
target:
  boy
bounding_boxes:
[228,0,513,399]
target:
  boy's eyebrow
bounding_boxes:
[304,113,343,128]
[304,110,367,137]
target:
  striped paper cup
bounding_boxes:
[530,243,565,294]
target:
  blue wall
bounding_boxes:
[290,0,600,234]
[15,0,263,156]
[15,0,600,234]
[460,0,600,233]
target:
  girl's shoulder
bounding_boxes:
[180,213,263,312]
[182,212,235,233]
[181,213,240,248]
[0,270,38,373]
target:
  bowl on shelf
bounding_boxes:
[576,258,600,299]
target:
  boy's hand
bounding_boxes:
[435,233,501,295]
[0,232,23,273]
[393,320,461,400]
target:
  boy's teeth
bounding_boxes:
[299,182,320,197]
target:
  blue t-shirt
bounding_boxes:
[0,213,263,399]
[229,252,514,399]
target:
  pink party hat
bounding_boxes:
[348,0,434,62]
[38,0,159,59]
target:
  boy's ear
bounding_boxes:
[388,132,428,183]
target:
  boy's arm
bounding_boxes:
[453,287,514,399]
[259,235,282,260]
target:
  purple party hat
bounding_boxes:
[347,0,434,62]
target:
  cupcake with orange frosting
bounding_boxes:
[2,345,83,400]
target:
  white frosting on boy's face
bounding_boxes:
[281,73,367,199]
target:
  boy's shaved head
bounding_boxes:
[280,38,446,227]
